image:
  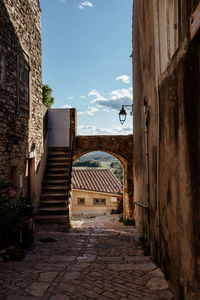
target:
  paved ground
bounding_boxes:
[0,214,174,299]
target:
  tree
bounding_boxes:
[42,84,54,108]
[73,160,101,168]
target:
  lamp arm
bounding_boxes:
[123,104,133,111]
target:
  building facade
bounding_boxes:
[71,169,121,215]
[132,0,200,298]
[0,0,47,205]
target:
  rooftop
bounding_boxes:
[72,168,122,194]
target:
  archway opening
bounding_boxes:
[70,151,124,226]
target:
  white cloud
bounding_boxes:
[116,75,130,84]
[78,0,93,9]
[88,89,104,98]
[78,125,132,136]
[78,106,99,116]
[80,96,86,99]
[59,0,66,4]
[89,87,133,111]
[68,96,75,100]
[61,104,72,108]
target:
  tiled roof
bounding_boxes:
[72,169,122,194]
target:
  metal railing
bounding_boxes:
[67,133,74,199]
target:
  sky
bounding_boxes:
[40,0,133,135]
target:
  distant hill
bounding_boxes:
[73,151,123,184]
[77,151,118,162]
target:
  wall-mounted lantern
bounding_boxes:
[119,105,133,125]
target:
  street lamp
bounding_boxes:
[119,104,133,125]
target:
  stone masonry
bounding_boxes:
[0,0,46,198]
[74,135,134,220]
[0,214,174,299]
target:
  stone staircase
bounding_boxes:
[36,147,71,226]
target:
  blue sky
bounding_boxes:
[40,0,133,135]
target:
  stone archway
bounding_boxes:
[73,135,134,219]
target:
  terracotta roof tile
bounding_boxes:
[72,169,122,194]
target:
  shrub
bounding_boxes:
[42,84,54,108]
[0,181,35,249]
[118,216,136,226]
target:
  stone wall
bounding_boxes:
[132,1,200,299]
[73,135,134,219]
[0,0,46,202]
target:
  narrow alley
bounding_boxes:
[0,215,174,300]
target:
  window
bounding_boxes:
[158,0,168,72]
[157,0,179,73]
[93,198,106,206]
[168,0,179,58]
[78,198,85,205]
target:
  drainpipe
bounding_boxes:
[144,104,151,247]
[144,104,151,206]
[154,0,161,264]
[156,84,161,263]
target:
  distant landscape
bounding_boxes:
[73,151,123,184]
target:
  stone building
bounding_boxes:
[71,168,121,215]
[132,0,200,298]
[0,0,47,206]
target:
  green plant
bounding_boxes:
[0,182,35,249]
[0,180,12,202]
[42,84,54,108]
[110,209,118,214]
[118,216,135,226]
[139,234,150,256]
[123,218,135,226]
[110,191,123,215]
[73,160,101,168]
[119,216,123,222]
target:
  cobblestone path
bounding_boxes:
[0,214,174,299]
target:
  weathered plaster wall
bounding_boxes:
[133,0,200,299]
[158,30,200,300]
[0,0,46,202]
[73,135,134,219]
[132,0,159,258]
[71,189,118,215]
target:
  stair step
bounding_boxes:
[47,161,69,165]
[40,200,67,207]
[41,193,68,200]
[44,169,69,175]
[42,189,68,195]
[46,162,69,169]
[35,215,69,224]
[48,147,70,151]
[48,154,69,159]
[38,207,68,215]
[37,146,72,225]
[44,175,68,180]
[42,185,68,190]
[42,186,68,195]
[42,186,69,190]
[48,155,70,159]
[43,180,69,185]
[47,158,70,163]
